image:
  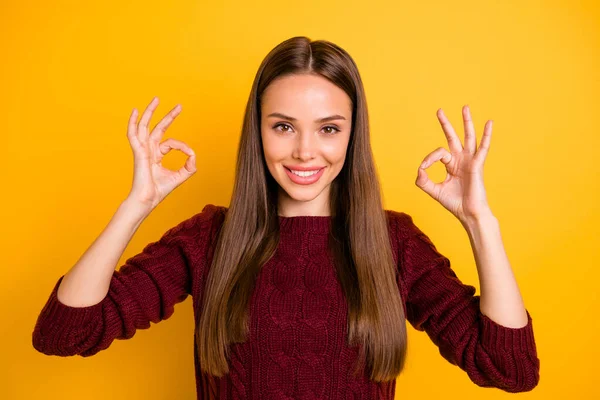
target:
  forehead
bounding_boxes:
[261,74,352,117]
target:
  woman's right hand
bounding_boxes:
[125,96,196,212]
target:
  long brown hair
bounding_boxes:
[197,36,407,382]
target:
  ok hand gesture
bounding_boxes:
[126,97,196,213]
[415,105,494,225]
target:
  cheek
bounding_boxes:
[322,139,349,165]
[262,137,283,162]
[260,130,274,160]
[261,134,291,170]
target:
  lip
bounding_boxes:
[284,165,326,171]
[284,166,326,185]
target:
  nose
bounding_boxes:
[292,131,317,161]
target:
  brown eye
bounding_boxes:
[323,126,340,135]
[274,123,292,132]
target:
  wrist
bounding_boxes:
[461,211,498,235]
[119,198,153,223]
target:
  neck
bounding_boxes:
[277,186,332,217]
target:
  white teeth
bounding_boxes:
[290,169,320,177]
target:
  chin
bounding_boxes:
[283,188,323,202]
[278,181,321,198]
[278,180,332,204]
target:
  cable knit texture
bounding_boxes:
[32,204,540,399]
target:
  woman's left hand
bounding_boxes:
[415,105,494,225]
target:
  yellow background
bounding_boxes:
[1,0,597,398]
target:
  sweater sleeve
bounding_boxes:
[32,204,222,357]
[392,211,540,393]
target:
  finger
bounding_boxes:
[420,147,452,169]
[474,120,493,167]
[415,165,441,199]
[159,139,196,182]
[158,138,195,158]
[150,104,182,142]
[138,96,160,141]
[176,150,197,179]
[437,108,463,153]
[463,105,477,154]
[127,108,140,149]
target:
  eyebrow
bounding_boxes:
[266,112,347,123]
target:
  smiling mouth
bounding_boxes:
[283,166,326,184]
[285,167,325,176]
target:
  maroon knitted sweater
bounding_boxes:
[32,204,540,399]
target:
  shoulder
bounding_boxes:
[384,209,423,240]
[160,204,229,245]
[192,204,229,229]
[384,209,443,270]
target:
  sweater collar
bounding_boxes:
[278,214,331,235]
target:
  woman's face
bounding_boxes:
[260,73,352,217]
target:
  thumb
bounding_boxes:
[415,166,438,199]
[175,149,197,184]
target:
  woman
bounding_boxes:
[33,36,540,399]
